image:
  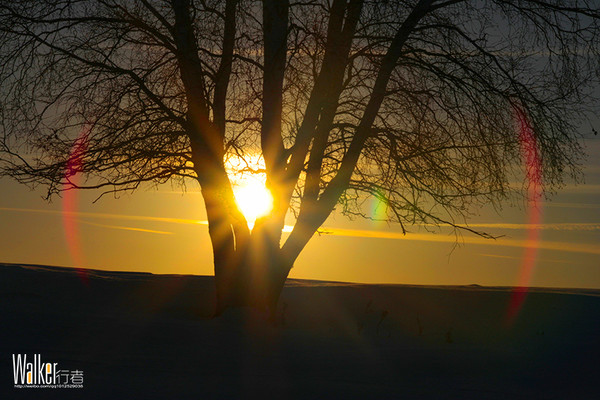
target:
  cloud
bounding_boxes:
[156,191,202,195]
[0,207,208,226]
[542,202,600,209]
[78,220,173,235]
[554,184,600,194]
[0,207,198,235]
[507,182,600,194]
[2,207,598,255]
[455,223,600,231]
[315,227,600,256]
[477,253,572,264]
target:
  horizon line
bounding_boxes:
[1,261,600,293]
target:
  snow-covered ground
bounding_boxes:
[1,263,599,399]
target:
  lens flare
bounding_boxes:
[62,123,91,284]
[370,189,389,227]
[506,107,544,325]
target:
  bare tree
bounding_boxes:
[1,0,598,314]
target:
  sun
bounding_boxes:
[234,182,273,227]
[225,154,273,228]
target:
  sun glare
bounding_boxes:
[234,182,273,226]
[226,154,273,229]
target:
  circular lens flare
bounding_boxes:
[506,106,544,325]
[370,188,388,228]
[62,123,91,284]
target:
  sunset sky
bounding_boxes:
[1,136,598,289]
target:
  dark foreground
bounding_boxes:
[1,263,599,399]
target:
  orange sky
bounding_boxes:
[0,139,599,289]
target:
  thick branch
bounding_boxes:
[213,0,238,136]
[283,0,435,262]
[261,0,289,176]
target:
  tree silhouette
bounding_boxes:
[1,0,598,314]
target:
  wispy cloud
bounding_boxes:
[156,191,203,195]
[2,207,598,255]
[78,220,173,235]
[542,202,600,209]
[455,223,600,231]
[477,253,572,264]
[315,227,600,255]
[508,182,600,194]
[0,207,208,226]
[554,184,600,194]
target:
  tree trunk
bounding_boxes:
[211,220,293,317]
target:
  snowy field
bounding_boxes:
[1,263,599,399]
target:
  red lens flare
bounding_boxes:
[62,124,91,284]
[506,107,544,325]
